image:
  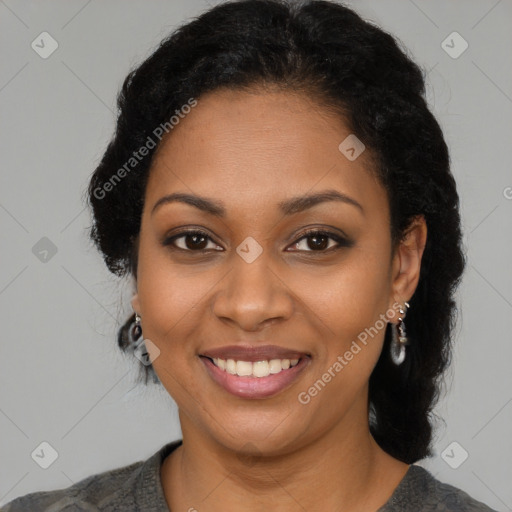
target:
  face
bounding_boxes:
[132,87,424,456]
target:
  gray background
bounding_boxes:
[1,0,511,509]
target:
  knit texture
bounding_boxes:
[3,440,497,511]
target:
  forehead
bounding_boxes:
[146,88,386,219]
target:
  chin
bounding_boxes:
[204,409,312,457]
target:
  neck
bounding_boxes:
[161,406,409,511]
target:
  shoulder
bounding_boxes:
[1,461,144,512]
[1,440,181,512]
[2,461,142,512]
[381,464,498,512]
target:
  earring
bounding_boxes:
[390,302,410,365]
[128,313,142,347]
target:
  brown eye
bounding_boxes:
[305,233,330,250]
[164,230,222,252]
[288,230,353,252]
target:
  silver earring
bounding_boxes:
[128,313,142,347]
[390,302,410,365]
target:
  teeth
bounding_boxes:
[226,359,237,375]
[236,360,253,376]
[210,357,300,377]
[269,359,282,374]
[253,360,269,377]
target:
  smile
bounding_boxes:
[200,354,309,399]
[210,357,300,378]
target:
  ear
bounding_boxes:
[389,215,427,310]
[131,293,140,315]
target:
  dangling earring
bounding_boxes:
[390,302,410,365]
[128,313,142,348]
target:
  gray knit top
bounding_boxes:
[2,440,497,511]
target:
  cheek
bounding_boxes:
[136,228,206,321]
[135,252,211,403]
[301,249,390,337]
[305,249,391,386]
[135,235,213,360]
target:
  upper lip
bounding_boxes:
[200,344,309,362]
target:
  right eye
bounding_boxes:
[163,229,223,252]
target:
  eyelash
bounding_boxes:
[163,228,353,254]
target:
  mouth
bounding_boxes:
[199,345,310,399]
[205,356,301,377]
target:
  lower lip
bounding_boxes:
[200,356,309,399]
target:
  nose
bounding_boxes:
[211,250,294,332]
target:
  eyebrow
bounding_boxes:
[151,189,364,217]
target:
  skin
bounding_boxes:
[131,86,427,511]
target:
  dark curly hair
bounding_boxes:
[87,0,466,464]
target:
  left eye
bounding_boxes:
[288,230,347,252]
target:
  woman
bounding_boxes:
[4,0,498,510]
